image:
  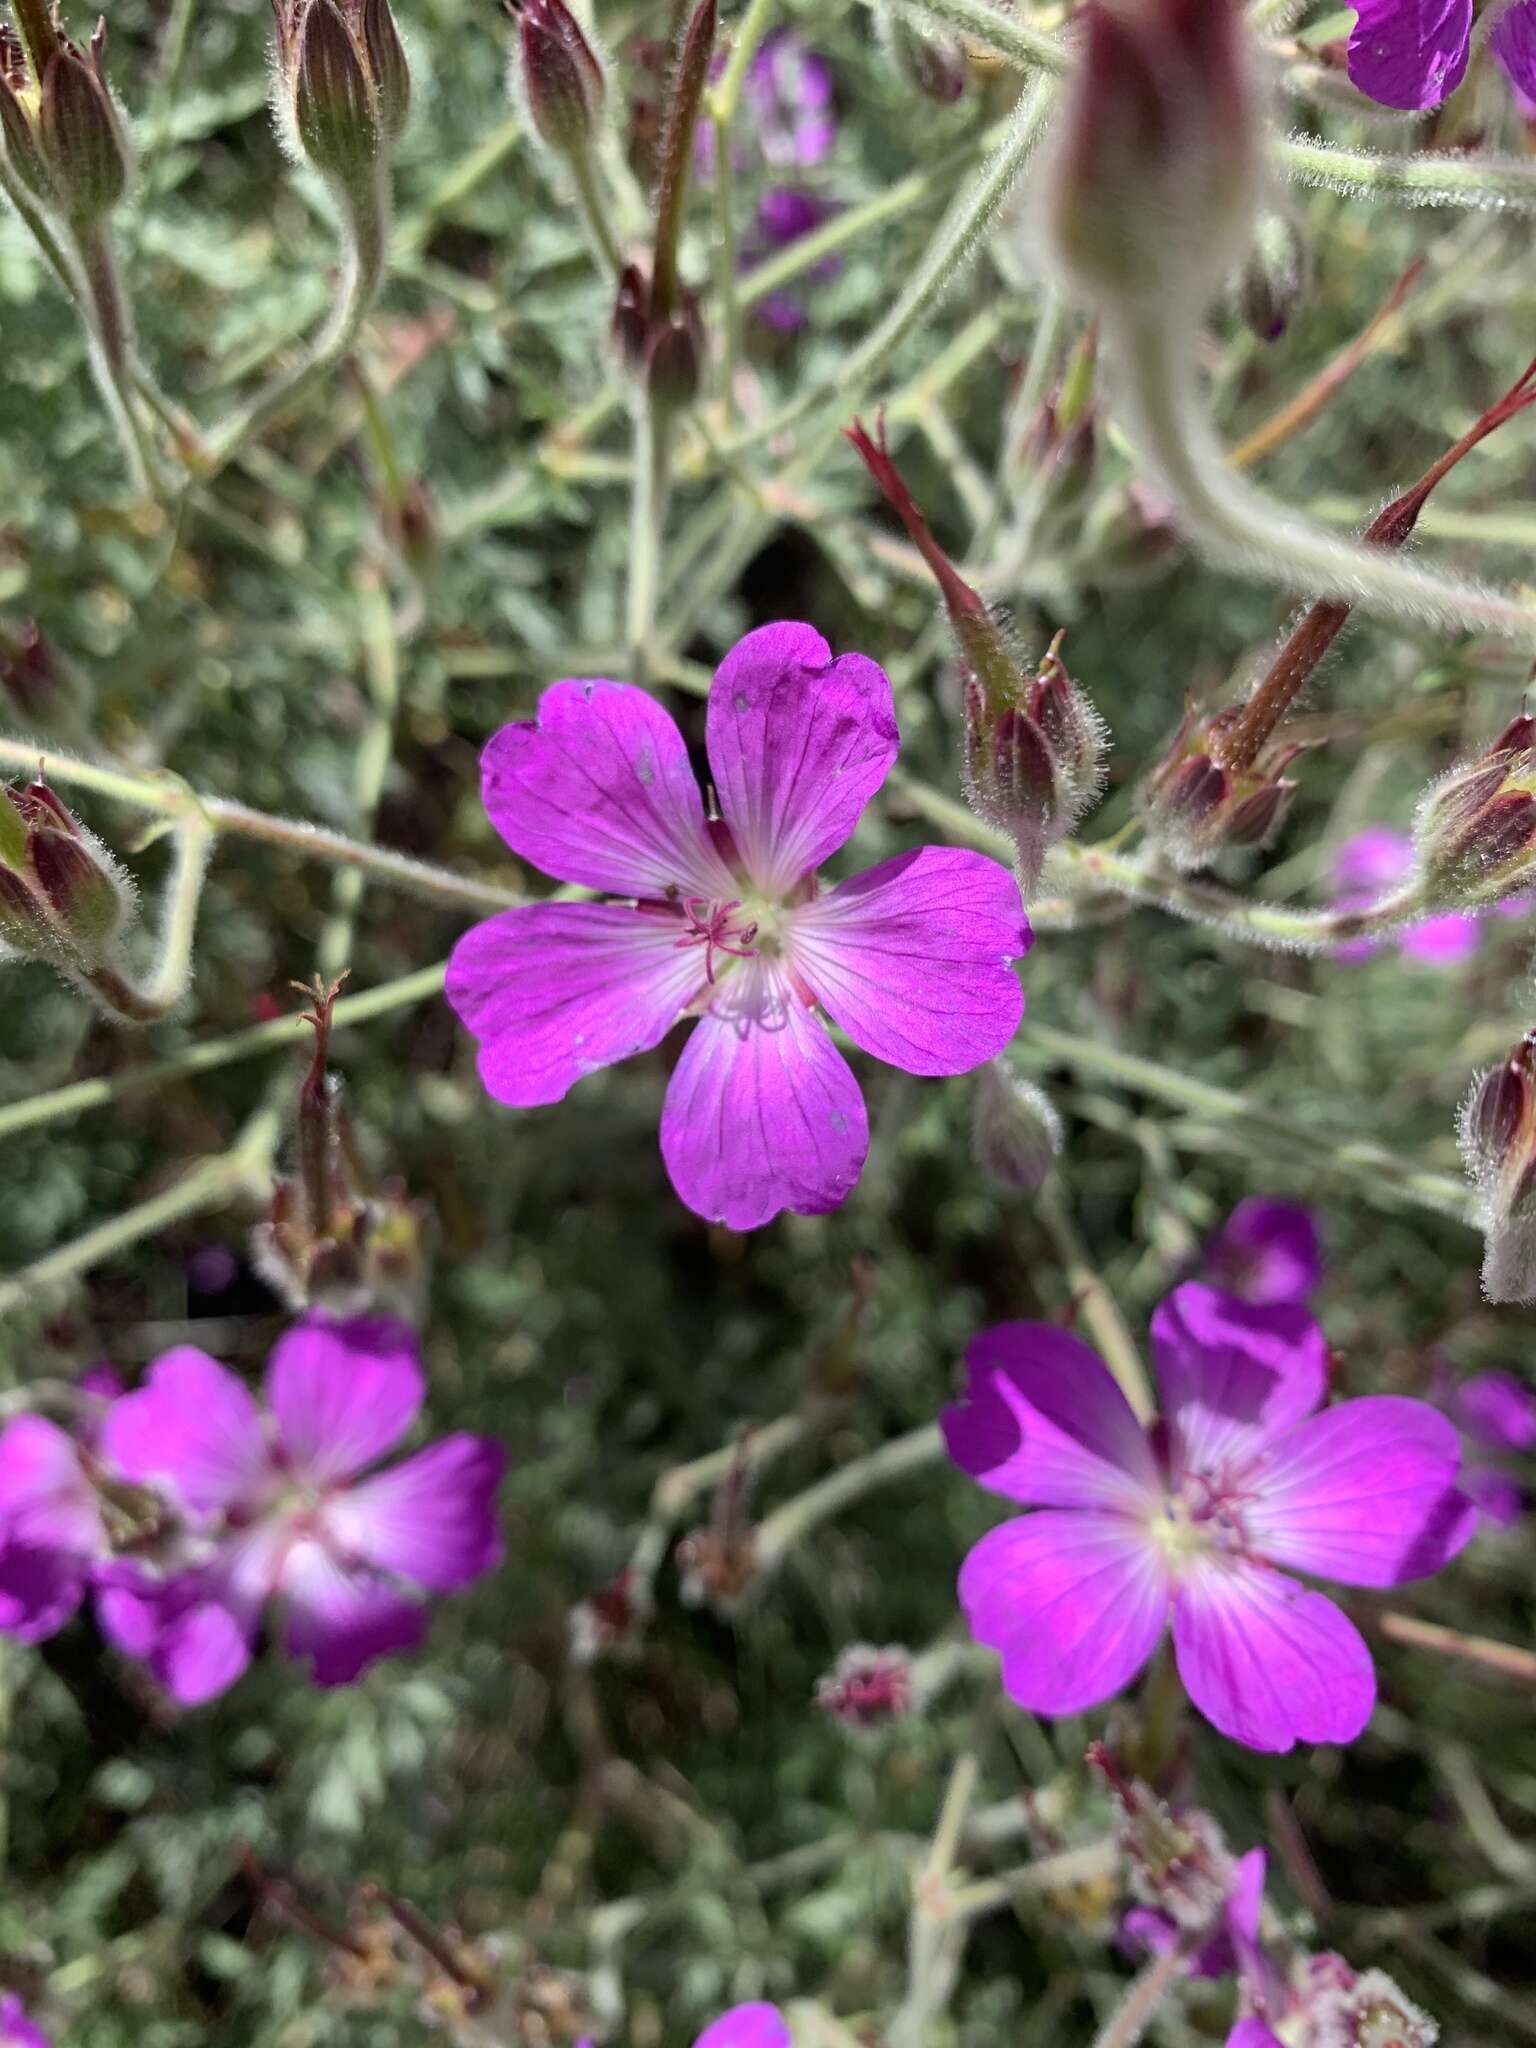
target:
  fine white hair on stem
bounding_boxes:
[1104,306,1536,643]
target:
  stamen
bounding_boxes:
[674,896,760,982]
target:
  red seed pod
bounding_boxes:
[1415,712,1536,908]
[1139,706,1299,869]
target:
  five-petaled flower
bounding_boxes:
[943,1283,1476,1752]
[95,1318,505,1704]
[447,623,1031,1230]
[1347,0,1536,111]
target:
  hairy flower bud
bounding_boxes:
[884,8,967,100]
[1140,704,1300,869]
[0,776,132,967]
[38,23,128,222]
[513,0,603,154]
[1235,205,1310,343]
[815,1643,915,1728]
[276,0,411,182]
[1459,1030,1536,1303]
[971,1058,1063,1192]
[1039,0,1260,313]
[1413,712,1536,910]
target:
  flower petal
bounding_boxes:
[0,1542,87,1642]
[957,1511,1170,1716]
[1172,1558,1375,1752]
[151,1598,256,1706]
[1150,1284,1328,1477]
[1398,910,1481,964]
[694,2007,792,2048]
[942,1323,1161,1512]
[1455,1370,1536,1452]
[786,847,1029,1075]
[480,679,732,898]
[99,1349,268,1521]
[280,1539,428,1687]
[1,1994,53,2048]
[1346,0,1471,107]
[267,1317,425,1486]
[660,956,868,1229]
[1242,1395,1477,1586]
[447,903,703,1107]
[324,1435,506,1590]
[1492,0,1536,111]
[705,623,898,894]
[0,1415,103,1557]
[1226,2025,1286,2048]
[1203,1198,1322,1308]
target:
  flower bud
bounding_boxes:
[971,1058,1063,1193]
[884,9,967,100]
[1235,206,1309,343]
[38,24,128,223]
[1413,715,1536,910]
[1140,705,1300,869]
[0,777,132,967]
[815,1643,915,1728]
[1039,0,1260,313]
[276,0,410,183]
[0,27,52,202]
[1459,1030,1536,1302]
[513,0,603,155]
[609,259,649,369]
[644,296,703,411]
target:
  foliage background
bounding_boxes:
[0,0,1534,2038]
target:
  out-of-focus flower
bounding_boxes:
[446,624,1030,1231]
[815,1643,914,1728]
[1436,1367,1536,1526]
[1203,1198,1322,1307]
[0,1996,50,2048]
[744,29,834,167]
[98,1318,504,1703]
[742,186,840,332]
[1330,827,1529,965]
[1347,0,1536,112]
[694,2006,791,2048]
[943,1283,1476,1752]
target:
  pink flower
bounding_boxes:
[943,1284,1476,1753]
[97,1318,505,1704]
[745,31,835,167]
[1203,1198,1322,1307]
[1347,0,1536,111]
[694,2007,790,2048]
[0,1997,49,2048]
[1331,827,1484,966]
[0,1368,127,1643]
[1443,1368,1536,1526]
[447,624,1030,1230]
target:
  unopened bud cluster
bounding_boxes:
[1459,1028,1536,1303]
[0,775,133,970]
[611,261,704,409]
[814,1643,915,1729]
[1413,710,1536,911]
[272,0,410,186]
[963,634,1107,887]
[1140,704,1301,869]
[0,16,129,227]
[253,976,427,1317]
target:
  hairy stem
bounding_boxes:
[626,393,670,682]
[316,575,401,980]
[76,814,213,1024]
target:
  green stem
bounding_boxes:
[0,1108,279,1319]
[1090,1940,1200,2048]
[875,0,1069,74]
[709,115,741,419]
[202,166,390,473]
[70,222,161,498]
[0,962,447,1143]
[566,135,625,280]
[316,577,401,980]
[1021,1020,1477,1224]
[0,736,519,913]
[626,394,670,683]
[724,77,1054,454]
[76,814,213,1024]
[1276,131,1536,212]
[753,1423,944,1576]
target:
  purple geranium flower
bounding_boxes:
[1332,827,1483,965]
[96,1318,505,1704]
[1203,1198,1322,1307]
[943,1283,1476,1753]
[1348,0,1536,111]
[446,624,1031,1230]
[0,1412,113,1642]
[746,30,835,167]
[695,2007,790,2048]
[745,188,842,332]
[0,1998,49,2048]
[1440,1367,1536,1525]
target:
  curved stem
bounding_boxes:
[75,814,213,1024]
[565,136,624,280]
[202,165,390,474]
[1109,305,1536,643]
[1277,130,1536,212]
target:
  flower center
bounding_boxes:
[1147,1465,1255,1570]
[675,897,763,983]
